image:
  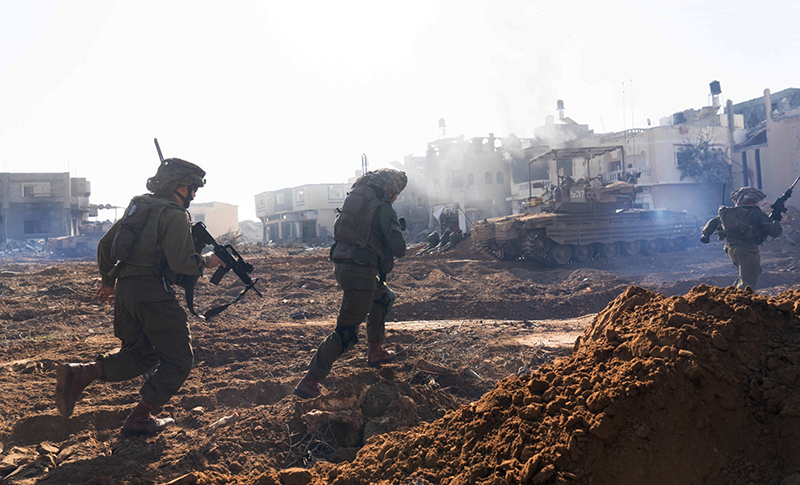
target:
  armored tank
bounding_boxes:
[47,220,113,258]
[472,177,698,265]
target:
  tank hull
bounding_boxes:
[472,209,698,264]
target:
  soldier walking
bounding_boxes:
[55,158,223,436]
[701,186,782,290]
[294,169,407,399]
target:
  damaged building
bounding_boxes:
[0,173,91,243]
[255,183,349,245]
[731,88,800,197]
[251,85,798,245]
[414,129,539,233]
[516,87,744,219]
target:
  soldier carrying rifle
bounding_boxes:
[700,183,791,290]
[55,154,225,437]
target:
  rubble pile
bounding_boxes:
[309,285,800,484]
[0,240,47,258]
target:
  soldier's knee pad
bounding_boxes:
[335,326,359,354]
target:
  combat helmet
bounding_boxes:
[353,168,408,197]
[146,158,206,197]
[730,186,766,206]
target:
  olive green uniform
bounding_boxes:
[308,203,406,380]
[702,205,782,290]
[441,229,464,252]
[433,228,452,252]
[416,231,440,255]
[96,195,205,406]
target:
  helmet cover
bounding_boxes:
[146,158,206,196]
[730,186,766,205]
[352,168,407,196]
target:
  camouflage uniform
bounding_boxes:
[298,169,407,392]
[701,187,782,290]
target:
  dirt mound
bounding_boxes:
[319,285,800,484]
[3,238,800,485]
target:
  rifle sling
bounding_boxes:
[178,276,201,318]
[179,276,256,321]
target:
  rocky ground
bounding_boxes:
[2,209,800,484]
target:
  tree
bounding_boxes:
[676,129,733,189]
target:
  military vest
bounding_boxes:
[718,205,762,242]
[111,194,174,269]
[330,184,387,264]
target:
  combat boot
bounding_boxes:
[121,399,175,437]
[293,372,321,399]
[367,342,396,367]
[55,361,104,418]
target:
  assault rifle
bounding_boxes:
[190,222,262,319]
[769,175,800,222]
[151,139,262,318]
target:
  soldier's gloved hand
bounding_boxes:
[398,217,406,231]
[700,235,710,244]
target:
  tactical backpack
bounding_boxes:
[718,206,761,241]
[111,195,172,266]
[330,184,387,265]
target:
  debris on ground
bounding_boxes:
[0,234,798,484]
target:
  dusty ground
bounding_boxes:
[1,209,800,484]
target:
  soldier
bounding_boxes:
[294,169,407,399]
[430,227,453,254]
[416,230,440,255]
[701,186,782,290]
[55,158,224,436]
[440,228,465,252]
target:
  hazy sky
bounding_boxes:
[1,0,797,222]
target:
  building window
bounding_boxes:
[194,213,206,223]
[257,196,266,209]
[496,172,504,184]
[328,186,344,200]
[23,183,51,197]
[416,197,423,208]
[484,172,493,184]
[276,193,285,205]
[24,219,50,234]
[296,189,304,204]
[467,174,475,187]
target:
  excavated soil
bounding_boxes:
[2,208,800,484]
